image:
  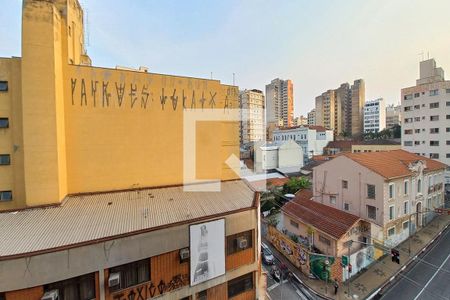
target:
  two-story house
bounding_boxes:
[312,150,447,247]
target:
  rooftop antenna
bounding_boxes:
[418,52,424,61]
[210,72,213,80]
[233,73,235,86]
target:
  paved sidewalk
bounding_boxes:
[265,214,450,300]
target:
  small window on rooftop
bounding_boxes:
[0,118,9,128]
[367,184,376,199]
[0,154,10,165]
[0,81,7,92]
[0,191,12,202]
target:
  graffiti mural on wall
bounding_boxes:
[70,78,237,111]
[110,274,189,300]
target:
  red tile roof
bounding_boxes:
[343,149,447,179]
[247,177,289,191]
[324,140,356,150]
[282,189,360,239]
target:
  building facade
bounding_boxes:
[265,78,294,128]
[307,109,316,125]
[272,126,333,160]
[385,104,401,129]
[351,140,401,153]
[254,140,303,172]
[315,80,365,137]
[0,1,261,299]
[239,89,265,145]
[363,98,386,133]
[294,115,307,126]
[312,150,446,248]
[401,58,450,187]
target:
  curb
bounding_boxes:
[291,273,334,300]
[366,222,450,300]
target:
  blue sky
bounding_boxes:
[1,0,450,116]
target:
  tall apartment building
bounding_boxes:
[364,98,386,133]
[315,80,365,137]
[239,89,265,145]
[0,1,261,299]
[307,108,316,125]
[401,58,450,188]
[386,104,401,129]
[265,78,294,128]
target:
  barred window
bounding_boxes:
[109,259,150,291]
[228,273,253,298]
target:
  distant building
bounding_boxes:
[240,89,265,145]
[294,115,308,126]
[364,98,386,133]
[272,126,334,160]
[323,140,357,155]
[385,104,401,129]
[254,140,303,173]
[265,78,294,128]
[401,58,450,188]
[313,150,446,248]
[307,109,316,125]
[351,139,401,153]
[315,80,365,137]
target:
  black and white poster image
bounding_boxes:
[190,219,225,286]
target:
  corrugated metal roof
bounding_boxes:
[0,180,255,258]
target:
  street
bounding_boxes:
[381,227,450,300]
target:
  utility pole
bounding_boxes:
[347,240,352,297]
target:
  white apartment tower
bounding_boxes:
[265,78,294,128]
[240,89,265,145]
[401,58,450,188]
[364,98,386,133]
[307,109,316,125]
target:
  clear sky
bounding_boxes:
[1,0,450,117]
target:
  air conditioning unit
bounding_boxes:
[41,290,58,300]
[108,272,121,288]
[180,248,190,261]
[237,237,248,249]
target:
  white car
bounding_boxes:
[261,242,275,265]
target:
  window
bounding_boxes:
[0,81,7,92]
[404,129,413,134]
[404,180,409,195]
[417,179,422,193]
[403,201,408,215]
[430,153,439,159]
[430,102,439,108]
[197,290,207,300]
[342,180,348,189]
[447,154,450,158]
[0,118,9,128]
[430,115,439,121]
[330,195,336,204]
[227,230,253,255]
[430,128,439,134]
[429,89,439,96]
[367,205,376,220]
[344,203,349,211]
[367,184,375,199]
[389,205,395,220]
[389,183,395,199]
[414,129,420,133]
[404,94,413,100]
[414,93,420,98]
[404,118,413,123]
[388,227,395,237]
[447,101,450,107]
[290,220,299,229]
[447,115,450,120]
[403,221,409,230]
[404,106,412,112]
[414,117,421,122]
[430,141,439,146]
[109,259,150,291]
[0,154,10,165]
[403,141,413,146]
[319,235,331,246]
[45,273,95,300]
[447,88,450,93]
[0,191,12,201]
[447,140,450,145]
[228,273,253,298]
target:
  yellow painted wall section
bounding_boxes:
[21,0,67,206]
[65,66,239,193]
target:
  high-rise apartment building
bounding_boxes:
[265,78,294,128]
[307,109,316,125]
[364,98,386,133]
[315,80,365,137]
[401,58,450,188]
[240,89,265,144]
[385,104,401,129]
[294,115,308,126]
[0,1,261,299]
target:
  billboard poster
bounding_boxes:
[190,219,225,286]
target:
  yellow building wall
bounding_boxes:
[351,144,401,153]
[65,66,239,193]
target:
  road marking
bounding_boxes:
[267,282,280,292]
[413,251,450,300]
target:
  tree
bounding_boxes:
[282,177,311,194]
[339,131,351,138]
[392,124,401,139]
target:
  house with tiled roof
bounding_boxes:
[312,149,447,247]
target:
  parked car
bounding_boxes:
[261,242,275,265]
